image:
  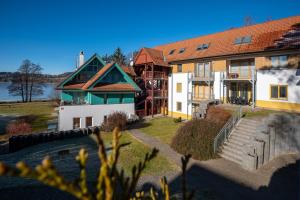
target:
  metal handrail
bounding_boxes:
[213,106,243,153]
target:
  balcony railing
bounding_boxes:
[221,69,256,80]
[146,90,168,98]
[143,71,168,79]
[192,72,215,81]
[60,100,88,106]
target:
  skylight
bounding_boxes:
[178,48,186,54]
[169,49,176,55]
[234,36,252,44]
[196,43,210,51]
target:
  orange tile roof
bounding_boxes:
[134,47,169,66]
[92,83,136,91]
[154,15,300,62]
[82,63,114,90]
[121,65,136,77]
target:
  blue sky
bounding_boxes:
[0,0,299,74]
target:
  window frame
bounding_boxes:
[177,64,182,72]
[85,116,93,128]
[178,48,186,54]
[270,84,288,100]
[73,117,81,129]
[176,83,182,93]
[270,55,288,68]
[176,102,182,112]
[169,49,176,55]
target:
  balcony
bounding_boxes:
[146,90,168,99]
[192,72,215,82]
[221,70,256,81]
[143,71,168,80]
[60,100,88,106]
[192,94,215,103]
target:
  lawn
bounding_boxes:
[0,101,55,138]
[92,131,178,176]
[139,117,182,144]
[243,108,279,118]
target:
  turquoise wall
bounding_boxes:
[61,91,135,105]
[61,91,73,102]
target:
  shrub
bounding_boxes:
[171,107,231,160]
[206,106,231,126]
[6,121,32,135]
[101,111,128,132]
[173,117,182,123]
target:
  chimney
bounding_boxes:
[79,51,84,67]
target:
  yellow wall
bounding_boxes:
[212,60,226,72]
[255,54,300,69]
[172,63,194,73]
[168,111,192,120]
[256,100,300,113]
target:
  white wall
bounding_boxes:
[213,72,223,100]
[168,73,192,117]
[257,69,300,103]
[58,103,135,131]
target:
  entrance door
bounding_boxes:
[240,84,249,104]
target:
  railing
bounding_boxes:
[192,72,215,81]
[143,71,168,79]
[220,70,256,80]
[146,90,168,98]
[213,106,243,153]
[60,100,88,106]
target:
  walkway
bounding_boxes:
[129,128,300,200]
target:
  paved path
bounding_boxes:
[129,128,300,200]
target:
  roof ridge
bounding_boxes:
[154,15,300,49]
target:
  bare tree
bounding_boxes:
[8,60,44,102]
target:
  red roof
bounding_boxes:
[121,65,136,77]
[153,15,300,62]
[63,83,85,89]
[134,47,169,66]
[92,83,136,91]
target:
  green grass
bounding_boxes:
[0,101,55,136]
[139,117,182,144]
[92,131,178,176]
[244,109,279,118]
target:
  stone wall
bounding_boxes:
[8,127,98,153]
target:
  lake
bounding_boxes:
[0,82,57,102]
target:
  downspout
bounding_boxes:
[171,73,173,117]
[187,72,189,120]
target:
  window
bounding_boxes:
[86,117,93,127]
[176,102,182,112]
[73,118,80,129]
[270,85,288,99]
[169,49,176,55]
[196,43,210,51]
[178,48,185,54]
[177,64,182,72]
[176,83,182,93]
[104,94,107,104]
[271,56,288,67]
[234,36,252,44]
[119,94,123,104]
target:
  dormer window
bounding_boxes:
[169,49,176,55]
[234,36,252,44]
[196,43,210,51]
[178,48,186,54]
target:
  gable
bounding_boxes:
[87,63,141,91]
[57,54,106,88]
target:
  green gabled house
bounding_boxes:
[56,52,141,131]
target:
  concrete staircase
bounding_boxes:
[219,118,262,166]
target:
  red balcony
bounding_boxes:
[146,90,168,98]
[143,71,168,79]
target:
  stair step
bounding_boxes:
[219,152,243,165]
[236,124,258,130]
[230,133,252,140]
[229,135,250,144]
[231,130,256,136]
[222,144,244,155]
[226,138,246,146]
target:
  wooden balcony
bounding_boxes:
[146,90,168,99]
[143,71,168,80]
